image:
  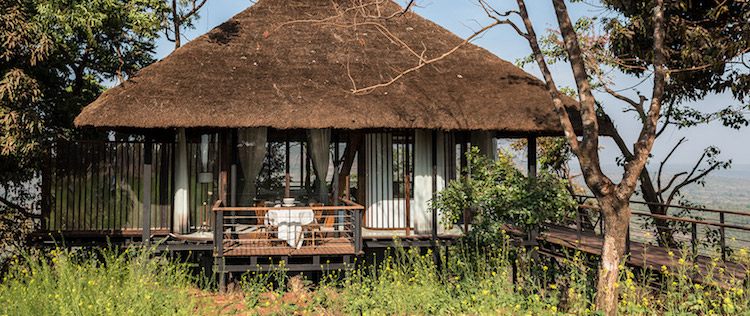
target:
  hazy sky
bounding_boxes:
[153,0,750,169]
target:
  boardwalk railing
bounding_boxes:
[212,198,363,258]
[564,195,750,261]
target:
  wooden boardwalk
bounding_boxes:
[539,226,748,285]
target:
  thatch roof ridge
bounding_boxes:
[75,0,580,134]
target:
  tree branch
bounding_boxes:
[656,137,686,194]
[182,0,208,21]
[516,0,582,156]
[616,0,667,199]
[0,195,39,219]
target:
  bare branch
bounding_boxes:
[0,195,39,219]
[604,86,647,122]
[351,20,502,94]
[655,137,686,194]
[182,0,208,21]
[658,172,687,198]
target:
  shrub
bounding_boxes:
[433,147,576,244]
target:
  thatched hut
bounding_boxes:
[47,0,585,273]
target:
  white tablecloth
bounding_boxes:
[265,208,315,248]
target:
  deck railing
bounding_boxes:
[561,195,750,260]
[212,198,363,257]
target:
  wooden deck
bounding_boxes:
[540,226,748,284]
[223,237,355,257]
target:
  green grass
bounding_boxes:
[4,237,750,315]
[0,247,200,316]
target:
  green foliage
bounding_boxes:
[432,147,576,244]
[0,0,164,183]
[0,247,199,315]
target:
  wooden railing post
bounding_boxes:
[720,212,726,261]
[625,221,631,257]
[576,206,582,245]
[691,222,698,257]
[40,146,52,231]
[353,209,362,254]
[405,173,411,236]
[213,200,225,292]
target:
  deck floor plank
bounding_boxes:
[540,226,747,285]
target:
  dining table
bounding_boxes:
[264,207,315,249]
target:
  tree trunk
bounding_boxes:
[596,195,631,316]
[172,0,181,49]
[638,170,677,247]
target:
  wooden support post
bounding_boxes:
[576,206,582,245]
[720,212,726,261]
[691,222,698,257]
[142,139,153,244]
[431,130,441,270]
[405,172,411,236]
[353,209,362,254]
[625,222,631,257]
[218,131,230,204]
[357,137,367,226]
[527,136,537,179]
[527,136,539,252]
[213,201,225,292]
[40,147,52,231]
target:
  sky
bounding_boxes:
[152,0,750,171]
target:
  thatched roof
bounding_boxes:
[75,0,581,134]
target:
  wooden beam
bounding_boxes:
[431,130,441,269]
[337,133,363,196]
[527,136,537,178]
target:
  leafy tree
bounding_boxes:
[516,2,747,248]
[0,0,164,261]
[487,0,749,313]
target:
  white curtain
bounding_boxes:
[307,129,331,203]
[237,127,267,205]
[413,130,447,235]
[470,130,497,160]
[173,128,189,233]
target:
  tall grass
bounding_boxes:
[4,237,750,315]
[0,247,199,316]
[238,234,750,315]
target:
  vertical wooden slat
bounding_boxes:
[40,146,52,231]
[357,135,366,227]
[77,141,84,230]
[143,140,152,243]
[89,142,95,230]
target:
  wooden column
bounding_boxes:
[40,147,52,231]
[230,129,238,207]
[527,136,539,253]
[431,130,441,269]
[527,136,537,178]
[218,131,231,205]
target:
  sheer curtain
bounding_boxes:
[307,129,331,203]
[237,127,267,205]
